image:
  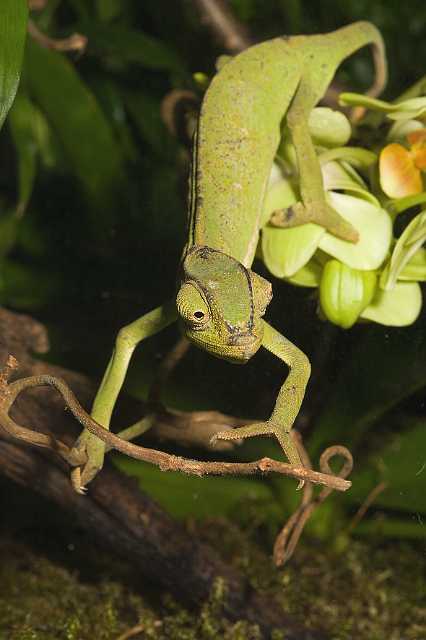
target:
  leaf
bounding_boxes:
[8,90,37,216]
[360,282,422,326]
[262,224,324,278]
[24,39,126,226]
[0,259,57,309]
[319,192,393,270]
[339,93,396,113]
[284,258,322,287]
[319,260,376,329]
[381,210,426,290]
[0,213,19,257]
[112,456,277,520]
[308,107,351,148]
[348,421,426,515]
[387,97,426,121]
[84,24,184,72]
[124,90,171,155]
[398,248,426,281]
[310,320,426,455]
[0,0,28,130]
[319,147,377,172]
[321,160,378,205]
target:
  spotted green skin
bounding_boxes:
[71,22,387,490]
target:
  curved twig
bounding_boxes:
[273,438,353,567]
[0,356,352,493]
[192,0,252,53]
[28,20,87,54]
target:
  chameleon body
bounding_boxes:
[72,22,387,489]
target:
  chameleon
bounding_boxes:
[71,21,387,490]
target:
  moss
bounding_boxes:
[0,516,425,640]
[196,518,426,640]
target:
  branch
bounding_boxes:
[28,20,87,54]
[0,307,327,639]
[273,433,353,567]
[192,0,252,53]
[0,357,352,494]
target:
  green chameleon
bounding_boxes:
[72,21,387,490]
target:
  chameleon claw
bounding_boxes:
[213,421,305,488]
[271,201,359,243]
[70,467,87,495]
[69,430,106,492]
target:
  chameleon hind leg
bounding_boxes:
[71,301,177,490]
[270,22,387,242]
[270,85,359,242]
[213,321,311,486]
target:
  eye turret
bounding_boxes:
[176,283,210,328]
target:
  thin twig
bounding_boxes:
[273,435,353,567]
[28,0,47,10]
[148,336,191,404]
[0,357,352,493]
[192,0,252,53]
[347,481,388,532]
[28,20,87,53]
[116,623,150,640]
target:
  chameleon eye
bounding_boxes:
[176,283,209,327]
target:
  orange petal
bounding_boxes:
[413,147,426,170]
[379,143,423,198]
[407,129,426,146]
[408,129,426,170]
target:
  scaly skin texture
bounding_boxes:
[72,22,387,489]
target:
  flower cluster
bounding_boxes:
[259,92,426,329]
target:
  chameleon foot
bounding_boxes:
[70,430,106,492]
[270,201,359,243]
[212,420,304,488]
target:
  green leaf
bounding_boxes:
[24,38,126,225]
[260,169,297,227]
[339,92,396,112]
[321,160,378,205]
[319,260,375,329]
[310,321,426,454]
[0,0,28,130]
[319,147,378,172]
[284,258,322,288]
[308,107,351,148]
[95,0,123,21]
[112,456,277,520]
[398,248,426,281]
[84,24,184,71]
[348,421,426,515]
[262,224,324,278]
[124,90,171,155]
[360,282,422,326]
[380,210,426,290]
[0,213,19,257]
[8,90,37,216]
[319,192,393,270]
[0,259,57,309]
[387,97,426,121]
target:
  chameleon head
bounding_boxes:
[176,246,272,364]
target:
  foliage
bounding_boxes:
[0,0,425,547]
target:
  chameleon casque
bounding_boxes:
[72,21,387,489]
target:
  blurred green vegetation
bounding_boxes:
[0,0,425,545]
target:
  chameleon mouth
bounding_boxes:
[224,332,261,362]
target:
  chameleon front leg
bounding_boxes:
[270,87,359,243]
[213,321,311,474]
[71,300,177,489]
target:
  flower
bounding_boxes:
[258,101,426,329]
[379,129,426,198]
